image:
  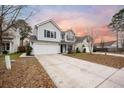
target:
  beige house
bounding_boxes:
[2,28,20,53]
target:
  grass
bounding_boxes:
[0,52,22,61]
[9,52,22,60]
[65,53,124,69]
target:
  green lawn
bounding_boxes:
[65,53,124,69]
[9,52,22,60]
[0,52,22,65]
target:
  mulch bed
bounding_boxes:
[0,57,56,88]
[65,53,124,69]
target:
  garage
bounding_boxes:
[32,42,60,54]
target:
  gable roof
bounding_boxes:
[76,35,93,43]
[65,29,75,35]
[35,19,63,32]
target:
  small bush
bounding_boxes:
[26,44,32,56]
[68,50,73,54]
[76,48,80,53]
[18,46,26,52]
[3,51,8,54]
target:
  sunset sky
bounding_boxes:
[25,5,124,43]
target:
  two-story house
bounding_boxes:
[30,19,76,54]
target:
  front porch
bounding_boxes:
[60,43,74,54]
[2,40,14,54]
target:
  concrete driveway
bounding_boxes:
[35,54,124,88]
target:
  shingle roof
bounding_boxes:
[95,41,116,46]
[76,35,93,43]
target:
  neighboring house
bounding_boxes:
[2,28,20,53]
[95,40,123,52]
[30,19,76,55]
[95,41,116,49]
[75,36,93,53]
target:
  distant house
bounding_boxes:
[94,40,123,52]
[75,36,93,53]
[30,19,76,55]
[95,41,116,48]
[2,28,20,53]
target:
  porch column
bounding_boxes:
[66,44,68,53]
[9,42,12,53]
[64,45,65,53]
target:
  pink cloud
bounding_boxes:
[92,26,116,43]
[28,6,120,43]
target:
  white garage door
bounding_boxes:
[33,43,60,54]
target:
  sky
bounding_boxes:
[24,5,124,43]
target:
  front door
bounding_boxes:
[68,45,73,53]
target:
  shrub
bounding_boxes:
[3,51,8,54]
[76,48,80,53]
[18,46,26,52]
[68,50,73,54]
[26,44,32,56]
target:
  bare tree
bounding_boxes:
[86,27,98,54]
[85,35,93,54]
[100,38,105,49]
[0,5,27,54]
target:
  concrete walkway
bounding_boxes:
[35,54,124,88]
[94,52,124,57]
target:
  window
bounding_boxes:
[44,29,47,37]
[35,25,38,30]
[82,45,85,47]
[62,33,65,40]
[44,29,56,39]
[87,38,90,42]
[51,32,54,38]
[54,32,56,38]
[66,34,74,41]
[47,30,50,38]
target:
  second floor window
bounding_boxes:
[44,29,56,38]
[47,31,50,38]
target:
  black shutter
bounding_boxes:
[44,29,46,37]
[54,32,56,38]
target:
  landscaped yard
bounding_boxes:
[0,53,56,88]
[65,53,124,69]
